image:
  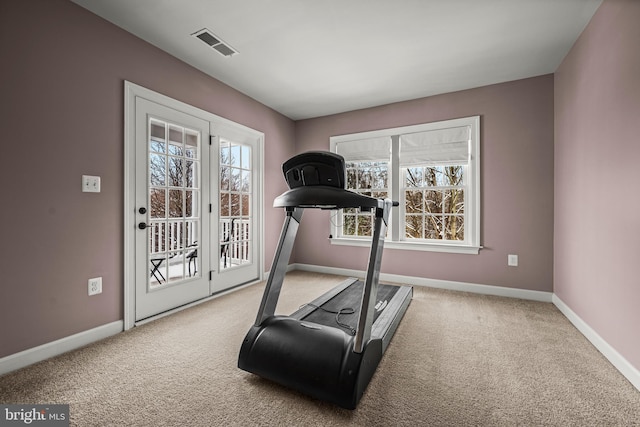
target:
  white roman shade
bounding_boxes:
[399,125,470,166]
[335,137,391,162]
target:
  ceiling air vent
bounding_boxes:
[192,28,238,57]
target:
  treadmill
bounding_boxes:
[238,151,412,409]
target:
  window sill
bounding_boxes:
[329,237,481,254]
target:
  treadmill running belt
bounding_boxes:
[301,281,399,333]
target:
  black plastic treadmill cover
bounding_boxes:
[273,186,383,210]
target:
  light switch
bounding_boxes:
[82,175,101,193]
[508,254,518,267]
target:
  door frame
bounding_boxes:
[124,81,264,330]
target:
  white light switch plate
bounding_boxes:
[508,254,518,267]
[82,175,101,193]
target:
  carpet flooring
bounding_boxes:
[1,271,639,426]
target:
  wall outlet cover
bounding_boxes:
[88,277,102,295]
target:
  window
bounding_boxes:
[330,116,480,254]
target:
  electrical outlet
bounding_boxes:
[508,254,518,267]
[88,277,102,296]
[82,175,101,193]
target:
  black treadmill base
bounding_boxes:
[238,315,382,409]
[239,278,412,409]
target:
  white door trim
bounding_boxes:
[124,81,264,330]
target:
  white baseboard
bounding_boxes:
[263,264,296,281]
[553,294,640,392]
[0,321,123,376]
[292,263,553,302]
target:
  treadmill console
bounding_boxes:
[282,151,345,189]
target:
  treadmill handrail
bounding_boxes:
[274,186,383,210]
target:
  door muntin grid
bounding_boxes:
[148,118,201,289]
[219,140,252,271]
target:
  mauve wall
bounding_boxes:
[555,0,640,370]
[294,76,555,292]
[0,0,295,358]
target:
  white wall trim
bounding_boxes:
[263,264,296,282]
[552,294,640,392]
[0,321,123,376]
[292,263,553,302]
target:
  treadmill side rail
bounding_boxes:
[354,199,391,353]
[254,208,303,326]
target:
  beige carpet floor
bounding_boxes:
[1,271,639,426]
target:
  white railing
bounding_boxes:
[220,217,250,269]
[149,219,198,254]
[148,217,250,268]
[148,219,199,286]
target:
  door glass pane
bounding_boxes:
[168,157,184,187]
[220,193,230,217]
[150,188,166,218]
[219,139,252,270]
[230,168,240,192]
[231,194,241,216]
[185,190,197,218]
[168,125,184,156]
[231,144,241,167]
[241,170,251,192]
[148,117,200,289]
[168,189,184,218]
[185,160,197,188]
[241,146,250,169]
[150,120,166,153]
[149,222,166,253]
[185,130,198,158]
[149,154,166,186]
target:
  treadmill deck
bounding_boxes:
[291,277,412,352]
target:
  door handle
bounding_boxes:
[138,222,148,230]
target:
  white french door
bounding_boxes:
[134,98,211,321]
[210,127,261,292]
[124,82,264,327]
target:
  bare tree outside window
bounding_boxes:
[342,161,388,237]
[342,162,465,242]
[405,166,464,241]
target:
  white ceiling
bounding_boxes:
[71,0,602,120]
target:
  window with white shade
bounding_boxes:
[339,137,390,237]
[331,116,480,254]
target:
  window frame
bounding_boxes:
[329,116,481,254]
